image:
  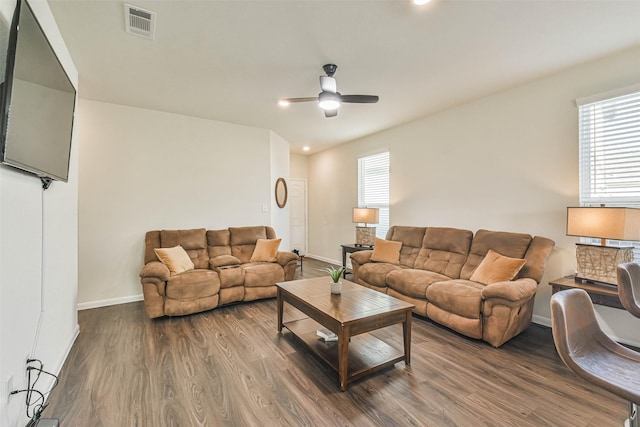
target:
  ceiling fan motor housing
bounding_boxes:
[323,64,338,77]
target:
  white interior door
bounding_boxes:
[289,178,307,255]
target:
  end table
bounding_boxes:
[341,243,373,278]
[548,275,623,309]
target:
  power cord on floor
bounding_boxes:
[9,358,59,423]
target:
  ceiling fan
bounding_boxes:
[279,64,379,118]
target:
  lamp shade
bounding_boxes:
[566,207,640,241]
[352,207,379,224]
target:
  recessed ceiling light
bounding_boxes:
[303,146,310,152]
[278,99,290,107]
[412,0,432,5]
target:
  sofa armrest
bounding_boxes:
[350,250,374,283]
[481,278,538,303]
[350,250,373,266]
[140,261,170,281]
[276,251,299,266]
[210,255,241,268]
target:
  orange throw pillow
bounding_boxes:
[370,238,402,265]
[250,238,282,262]
[470,249,526,285]
[154,245,194,275]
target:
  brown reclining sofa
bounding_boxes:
[139,226,299,318]
[350,226,554,347]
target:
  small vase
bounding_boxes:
[331,280,342,295]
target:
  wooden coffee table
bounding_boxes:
[276,277,414,391]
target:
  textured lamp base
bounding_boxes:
[355,226,376,246]
[576,244,633,285]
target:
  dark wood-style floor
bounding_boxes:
[43,258,627,426]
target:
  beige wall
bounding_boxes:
[77,100,288,308]
[307,46,640,346]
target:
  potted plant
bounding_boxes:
[319,265,346,294]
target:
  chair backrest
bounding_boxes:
[550,288,640,406]
[550,289,603,368]
[617,262,640,318]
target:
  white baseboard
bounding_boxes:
[532,314,551,328]
[78,294,144,311]
[305,253,340,266]
[532,314,640,348]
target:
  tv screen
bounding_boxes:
[0,0,76,183]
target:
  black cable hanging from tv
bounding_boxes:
[41,177,52,190]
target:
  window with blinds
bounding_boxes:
[578,88,640,258]
[358,151,390,239]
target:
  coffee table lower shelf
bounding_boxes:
[283,317,405,386]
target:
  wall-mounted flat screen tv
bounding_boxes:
[0,0,76,183]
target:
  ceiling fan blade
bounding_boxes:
[280,97,318,104]
[320,76,337,93]
[324,109,338,118]
[340,95,379,103]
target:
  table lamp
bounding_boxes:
[353,207,379,247]
[566,206,640,285]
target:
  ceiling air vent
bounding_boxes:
[124,4,156,40]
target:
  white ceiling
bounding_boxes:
[47,0,640,155]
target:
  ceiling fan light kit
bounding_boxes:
[279,64,379,118]
[318,92,340,110]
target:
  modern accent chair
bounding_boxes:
[617,262,640,318]
[550,287,640,427]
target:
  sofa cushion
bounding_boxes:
[460,229,532,280]
[210,255,241,268]
[242,262,285,287]
[207,229,232,258]
[371,238,402,264]
[160,228,208,269]
[250,238,281,262]
[387,269,451,299]
[426,280,485,319]
[165,269,220,299]
[427,303,482,340]
[230,226,269,245]
[229,226,269,263]
[385,226,427,268]
[358,262,405,288]
[518,236,555,282]
[160,228,206,250]
[154,246,194,275]
[216,266,244,289]
[470,249,526,285]
[414,227,473,279]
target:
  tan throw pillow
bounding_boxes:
[250,238,282,262]
[370,238,403,265]
[470,249,527,285]
[154,245,194,275]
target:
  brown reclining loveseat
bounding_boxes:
[139,226,299,318]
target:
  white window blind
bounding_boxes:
[358,151,389,239]
[578,90,640,258]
